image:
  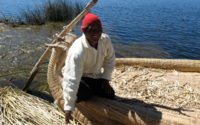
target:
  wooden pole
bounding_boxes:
[22,0,98,91]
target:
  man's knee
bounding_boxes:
[76,91,92,102]
[76,82,93,103]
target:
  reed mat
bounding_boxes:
[111,66,200,117]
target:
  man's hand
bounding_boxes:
[101,79,112,94]
[65,110,72,124]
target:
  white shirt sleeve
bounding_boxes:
[100,35,116,81]
[63,52,84,111]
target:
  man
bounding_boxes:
[63,13,116,123]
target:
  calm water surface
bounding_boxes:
[1,0,200,59]
[91,0,200,59]
[0,0,200,90]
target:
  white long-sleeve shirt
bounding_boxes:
[62,33,115,111]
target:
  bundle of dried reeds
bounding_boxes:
[0,86,78,125]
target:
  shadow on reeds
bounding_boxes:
[26,89,54,103]
[25,82,55,103]
[0,0,84,26]
[114,96,192,116]
[74,96,163,125]
[75,95,194,125]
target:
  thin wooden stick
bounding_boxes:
[22,0,98,91]
[1,77,13,88]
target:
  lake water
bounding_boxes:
[0,0,200,90]
[1,0,200,59]
[91,0,200,59]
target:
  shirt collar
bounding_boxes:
[82,34,102,49]
[82,34,90,48]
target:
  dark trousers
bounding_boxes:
[76,77,115,103]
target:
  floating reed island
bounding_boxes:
[1,61,199,125]
[45,33,200,125]
[1,33,199,125]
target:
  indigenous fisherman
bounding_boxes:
[62,13,116,123]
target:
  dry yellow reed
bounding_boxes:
[111,66,200,117]
[0,86,79,125]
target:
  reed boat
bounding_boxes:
[46,33,200,125]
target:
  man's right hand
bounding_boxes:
[65,110,72,124]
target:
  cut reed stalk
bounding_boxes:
[0,71,28,77]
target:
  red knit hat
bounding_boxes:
[81,13,102,32]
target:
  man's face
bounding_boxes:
[84,23,102,44]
